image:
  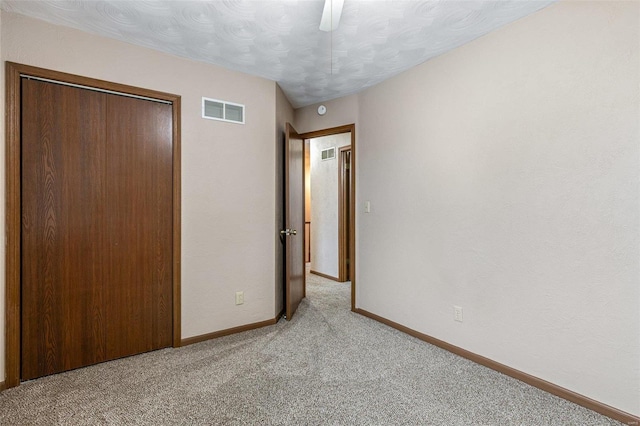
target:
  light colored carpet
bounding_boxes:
[0,270,622,425]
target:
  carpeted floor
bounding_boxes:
[0,269,622,425]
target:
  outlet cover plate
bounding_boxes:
[454,306,463,322]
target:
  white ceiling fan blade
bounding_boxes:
[319,0,344,32]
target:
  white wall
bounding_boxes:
[0,10,279,380]
[309,133,351,278]
[356,0,639,416]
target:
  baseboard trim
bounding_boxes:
[181,312,282,346]
[310,270,340,282]
[354,308,639,425]
[0,381,5,392]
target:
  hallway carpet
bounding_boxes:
[0,271,621,425]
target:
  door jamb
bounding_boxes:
[4,62,182,388]
[338,146,351,283]
[299,124,356,311]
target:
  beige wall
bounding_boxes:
[355,1,639,416]
[0,10,279,380]
[295,94,358,134]
[275,84,295,315]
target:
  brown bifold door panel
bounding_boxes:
[20,77,173,380]
[104,94,173,360]
[283,123,305,320]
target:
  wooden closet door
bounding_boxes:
[21,79,173,380]
[105,95,173,359]
[21,79,108,380]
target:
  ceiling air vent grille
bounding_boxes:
[202,97,245,124]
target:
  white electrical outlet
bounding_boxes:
[454,306,463,322]
[235,291,244,305]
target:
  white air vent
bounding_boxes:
[202,97,245,124]
[321,147,336,161]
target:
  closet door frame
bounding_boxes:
[4,62,182,388]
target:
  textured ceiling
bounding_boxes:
[1,0,555,108]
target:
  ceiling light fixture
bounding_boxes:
[319,0,344,32]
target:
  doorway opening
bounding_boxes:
[301,125,356,311]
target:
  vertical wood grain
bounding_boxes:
[6,62,181,386]
[21,80,107,380]
[284,123,305,320]
[5,63,23,388]
[105,95,173,359]
[172,97,182,348]
[349,128,356,311]
[338,146,351,283]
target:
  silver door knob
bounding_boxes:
[280,229,297,236]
